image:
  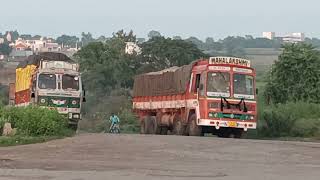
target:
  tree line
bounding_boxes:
[3,29,320,57]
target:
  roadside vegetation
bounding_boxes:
[0,106,74,146]
[76,30,320,140]
[254,43,320,139]
[2,29,320,141]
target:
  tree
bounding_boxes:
[185,37,205,49]
[113,30,136,42]
[141,36,206,70]
[33,35,42,40]
[173,36,182,40]
[20,34,32,40]
[264,43,320,104]
[0,43,12,55]
[75,33,141,94]
[81,32,94,47]
[148,30,161,39]
[56,35,79,48]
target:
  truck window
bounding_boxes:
[194,74,201,93]
[199,72,206,96]
[38,74,56,89]
[62,75,79,91]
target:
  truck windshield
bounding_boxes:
[233,74,254,99]
[207,72,230,97]
[62,74,79,91]
[38,74,56,89]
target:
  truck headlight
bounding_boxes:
[72,100,77,105]
[72,114,80,119]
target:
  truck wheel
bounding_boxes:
[217,128,232,138]
[160,126,168,135]
[233,129,245,138]
[173,118,185,135]
[69,124,78,131]
[187,114,203,136]
[145,116,157,134]
[140,118,146,134]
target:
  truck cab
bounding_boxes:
[190,57,257,137]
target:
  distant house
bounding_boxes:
[0,54,5,60]
[125,42,141,55]
[0,38,4,44]
[15,43,28,51]
[283,33,305,43]
[45,42,61,52]
[11,37,62,52]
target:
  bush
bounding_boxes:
[259,102,320,138]
[118,107,139,133]
[0,106,70,136]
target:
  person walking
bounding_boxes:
[109,113,120,133]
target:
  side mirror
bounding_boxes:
[256,88,259,95]
[31,92,35,98]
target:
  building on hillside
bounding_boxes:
[6,32,12,42]
[282,33,305,43]
[125,42,141,55]
[11,37,62,52]
[15,43,28,51]
[0,54,5,60]
[0,38,4,44]
[262,32,275,40]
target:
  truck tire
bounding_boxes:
[173,118,185,135]
[233,129,245,138]
[217,128,232,138]
[140,118,146,134]
[160,126,168,135]
[145,116,157,134]
[187,114,203,136]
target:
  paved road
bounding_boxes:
[0,133,319,180]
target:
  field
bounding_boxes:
[245,48,281,74]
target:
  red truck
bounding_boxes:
[132,57,257,138]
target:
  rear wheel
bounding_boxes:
[144,116,157,134]
[140,118,146,134]
[69,123,78,131]
[187,114,203,136]
[173,118,185,135]
[160,126,168,135]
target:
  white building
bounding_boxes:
[12,37,61,52]
[6,32,12,42]
[125,42,141,55]
[262,32,275,40]
[0,38,4,44]
[283,33,305,43]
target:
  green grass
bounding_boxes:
[0,135,69,147]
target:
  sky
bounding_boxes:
[1,0,319,40]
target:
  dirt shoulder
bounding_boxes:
[0,133,319,180]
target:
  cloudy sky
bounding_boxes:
[1,0,319,39]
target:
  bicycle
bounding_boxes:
[109,123,120,134]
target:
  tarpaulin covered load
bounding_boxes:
[133,63,194,97]
[15,52,74,93]
[17,52,74,69]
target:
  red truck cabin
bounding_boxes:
[191,57,257,132]
[133,57,257,137]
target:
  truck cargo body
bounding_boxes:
[12,52,85,128]
[133,57,257,137]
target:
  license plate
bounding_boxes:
[228,121,237,127]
